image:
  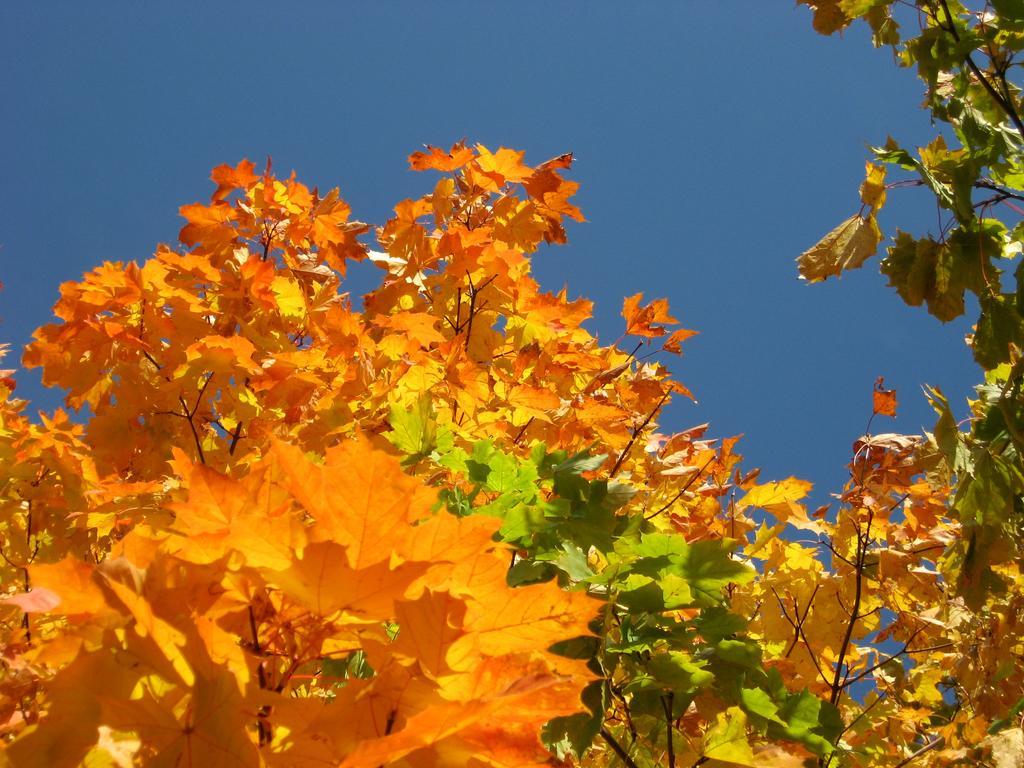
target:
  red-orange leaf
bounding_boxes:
[409,142,476,172]
[873,376,898,418]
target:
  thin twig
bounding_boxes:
[844,636,953,687]
[661,693,676,768]
[893,736,943,768]
[610,388,671,478]
[788,584,821,657]
[936,0,1024,138]
[229,422,244,456]
[838,692,887,740]
[798,621,834,688]
[645,455,715,520]
[512,417,535,446]
[830,511,871,706]
[600,728,640,768]
[248,605,271,746]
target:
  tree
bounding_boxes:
[794,1,1024,764]
[0,124,1017,768]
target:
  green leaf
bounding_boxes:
[714,638,762,669]
[771,690,841,756]
[958,450,1021,526]
[386,395,452,458]
[974,294,1024,369]
[386,396,434,456]
[880,229,992,323]
[881,231,934,308]
[648,651,714,693]
[542,680,605,759]
[624,532,688,559]
[497,502,548,543]
[992,0,1024,25]
[483,450,523,493]
[506,559,557,586]
[739,687,787,726]
[548,635,602,660]
[693,607,747,644]
[675,540,754,607]
[550,543,594,581]
[838,0,886,16]
[613,535,752,609]
[619,574,677,612]
[872,137,918,170]
[927,385,973,475]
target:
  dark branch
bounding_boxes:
[600,728,640,768]
[936,0,1024,139]
[610,388,671,478]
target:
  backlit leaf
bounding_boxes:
[797,214,882,283]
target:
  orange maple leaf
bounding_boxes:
[409,142,476,172]
[873,376,897,418]
[622,292,680,338]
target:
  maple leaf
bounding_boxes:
[797,0,852,34]
[9,138,997,767]
[210,159,258,202]
[796,214,882,283]
[272,540,428,619]
[872,375,898,417]
[165,462,299,570]
[622,292,680,338]
[99,671,258,767]
[271,436,437,568]
[703,707,756,766]
[860,160,887,212]
[0,588,61,613]
[409,142,476,172]
[474,145,533,188]
[737,477,824,533]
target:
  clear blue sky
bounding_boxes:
[0,3,977,497]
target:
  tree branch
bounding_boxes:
[600,728,640,768]
[661,693,676,768]
[248,605,271,746]
[645,455,715,519]
[610,388,671,478]
[893,736,943,768]
[936,0,1024,139]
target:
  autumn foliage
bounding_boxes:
[0,133,1021,767]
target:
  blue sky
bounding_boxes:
[0,3,978,497]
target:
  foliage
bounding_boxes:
[795,0,1024,764]
[0,125,1018,768]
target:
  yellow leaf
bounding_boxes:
[796,214,882,283]
[737,478,815,532]
[703,707,756,766]
[270,275,306,320]
[507,383,561,422]
[98,573,194,688]
[798,0,852,34]
[859,161,887,212]
[100,670,258,767]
